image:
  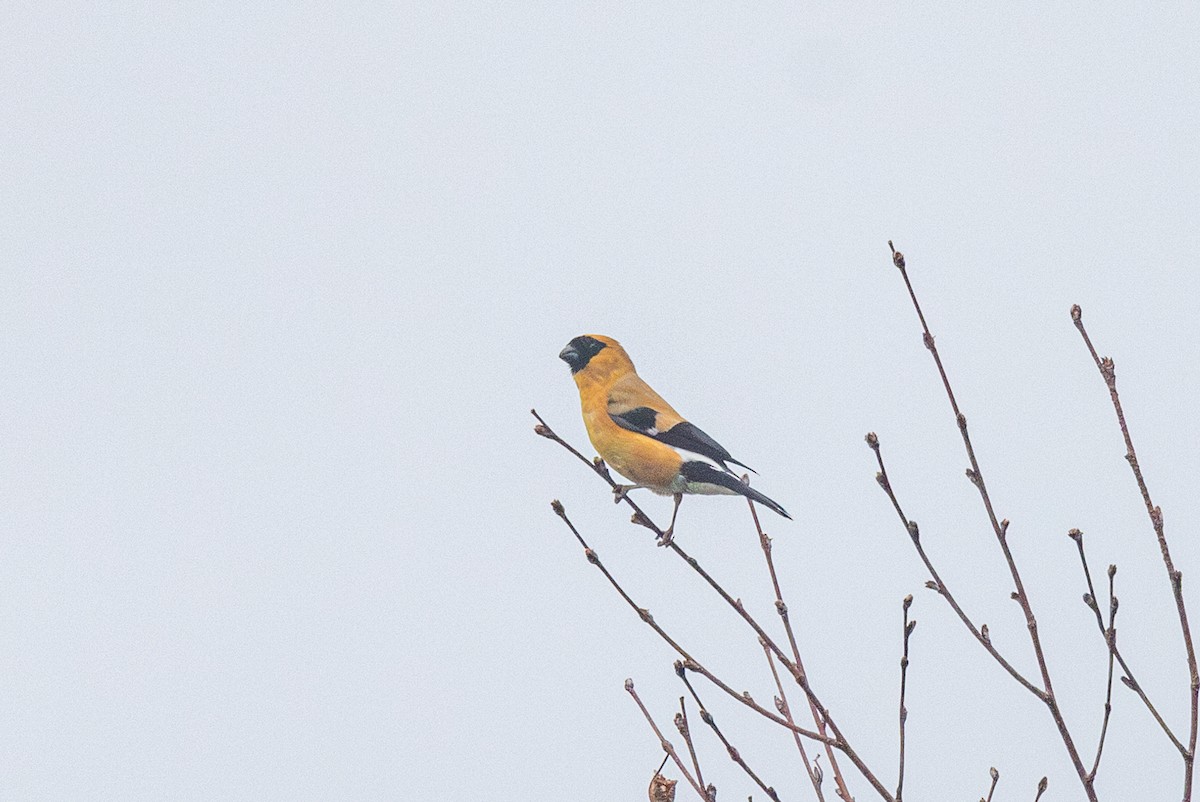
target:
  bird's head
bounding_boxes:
[559,334,629,377]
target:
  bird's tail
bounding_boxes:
[741,484,791,520]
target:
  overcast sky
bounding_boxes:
[4,3,1199,800]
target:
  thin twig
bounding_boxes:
[1087,563,1119,781]
[897,595,915,802]
[983,767,999,802]
[761,642,826,802]
[885,243,1094,800]
[868,433,1039,696]
[1073,303,1198,799]
[676,698,710,801]
[1071,527,1185,755]
[747,493,855,802]
[677,666,781,801]
[628,679,707,800]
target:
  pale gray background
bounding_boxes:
[3,3,1198,800]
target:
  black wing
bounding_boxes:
[611,406,755,474]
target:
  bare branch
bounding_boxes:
[547,498,839,749]
[884,244,1093,799]
[761,643,826,802]
[1073,304,1199,798]
[868,434,1040,696]
[897,595,916,802]
[983,767,999,802]
[1072,528,1185,759]
[746,491,855,801]
[1088,563,1119,781]
[628,679,707,800]
[675,698,710,801]
[677,669,780,801]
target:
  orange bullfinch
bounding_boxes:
[559,334,790,545]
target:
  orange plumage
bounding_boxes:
[559,335,789,544]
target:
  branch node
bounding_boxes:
[1067,527,1082,542]
[1070,304,1082,323]
[865,431,880,449]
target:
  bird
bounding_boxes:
[558,334,790,545]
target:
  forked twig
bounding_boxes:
[547,498,835,747]
[867,433,1040,697]
[675,698,710,801]
[628,679,706,799]
[882,243,1093,800]
[761,642,826,801]
[677,666,780,801]
[1073,304,1198,799]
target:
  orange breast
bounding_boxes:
[581,406,682,492]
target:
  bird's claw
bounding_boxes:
[656,528,674,548]
[612,485,630,504]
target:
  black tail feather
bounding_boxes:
[678,461,790,520]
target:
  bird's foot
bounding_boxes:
[656,528,675,548]
[612,485,632,504]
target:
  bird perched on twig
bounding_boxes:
[558,334,791,545]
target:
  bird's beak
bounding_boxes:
[558,345,578,363]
